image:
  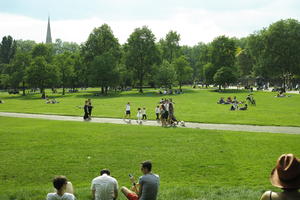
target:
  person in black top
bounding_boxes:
[87,99,93,119]
[83,100,89,120]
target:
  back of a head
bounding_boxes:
[53,176,68,190]
[141,161,152,172]
[100,169,111,176]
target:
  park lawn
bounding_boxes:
[0,88,300,127]
[0,117,300,200]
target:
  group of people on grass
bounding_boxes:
[45,154,300,200]
[46,160,159,200]
[217,95,256,111]
[46,98,59,104]
[158,88,183,95]
[83,99,93,120]
[124,99,180,127]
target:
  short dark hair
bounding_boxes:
[141,161,152,171]
[100,169,110,175]
[53,176,68,190]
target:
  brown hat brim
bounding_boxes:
[271,168,300,189]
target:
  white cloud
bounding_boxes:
[0,1,299,46]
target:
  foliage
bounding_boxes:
[155,60,177,89]
[0,35,16,64]
[213,67,237,89]
[159,31,181,62]
[173,55,193,89]
[125,26,160,93]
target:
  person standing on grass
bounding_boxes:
[91,169,118,200]
[88,99,93,119]
[137,108,143,124]
[125,102,131,120]
[155,106,160,120]
[121,161,160,200]
[142,107,147,120]
[47,176,75,200]
[260,154,300,200]
[83,100,89,120]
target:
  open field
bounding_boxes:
[1,117,300,200]
[0,88,300,126]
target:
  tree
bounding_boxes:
[0,35,17,64]
[54,53,75,95]
[173,56,193,89]
[26,56,59,98]
[9,52,31,95]
[160,31,181,62]
[125,26,160,93]
[83,24,121,93]
[155,60,176,89]
[31,43,53,63]
[213,67,237,90]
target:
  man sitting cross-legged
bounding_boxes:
[121,161,160,200]
[46,176,75,200]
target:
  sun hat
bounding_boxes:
[270,154,300,189]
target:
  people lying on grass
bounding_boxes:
[239,104,248,111]
[46,176,75,200]
[91,169,118,200]
[226,97,232,103]
[217,97,226,104]
[260,154,300,200]
[121,160,160,200]
[230,102,238,111]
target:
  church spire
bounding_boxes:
[46,16,52,44]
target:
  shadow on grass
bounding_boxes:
[210,89,252,94]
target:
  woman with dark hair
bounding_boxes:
[46,176,75,200]
[260,154,300,200]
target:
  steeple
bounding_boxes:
[46,16,52,44]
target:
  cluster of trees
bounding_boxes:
[1,18,300,96]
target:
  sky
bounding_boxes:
[0,0,300,46]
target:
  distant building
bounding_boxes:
[46,16,52,44]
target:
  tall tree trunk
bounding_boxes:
[179,82,182,90]
[62,84,65,95]
[22,81,26,96]
[139,75,143,93]
[101,86,104,94]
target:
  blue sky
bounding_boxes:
[0,0,300,45]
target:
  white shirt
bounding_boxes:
[46,193,75,200]
[164,103,169,111]
[91,174,118,200]
[126,104,130,111]
[155,107,160,114]
[142,109,146,115]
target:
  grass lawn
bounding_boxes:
[0,88,300,127]
[0,117,300,200]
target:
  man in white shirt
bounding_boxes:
[91,169,118,200]
[124,102,131,120]
[46,176,75,200]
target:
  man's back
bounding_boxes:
[46,193,75,200]
[91,174,118,200]
[139,173,160,200]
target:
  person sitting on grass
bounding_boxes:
[217,97,225,104]
[121,161,160,200]
[260,154,300,200]
[226,97,232,103]
[46,176,75,200]
[0,99,4,104]
[91,169,118,200]
[239,104,248,111]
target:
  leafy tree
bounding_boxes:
[125,26,160,93]
[53,39,80,54]
[155,60,176,89]
[173,56,193,89]
[32,43,53,63]
[26,56,59,98]
[160,31,181,62]
[83,24,121,93]
[54,53,75,95]
[0,35,17,64]
[16,40,36,53]
[9,52,31,95]
[213,67,237,90]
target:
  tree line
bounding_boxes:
[1,18,300,96]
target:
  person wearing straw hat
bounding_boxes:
[260,154,300,200]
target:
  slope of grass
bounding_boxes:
[0,88,300,126]
[0,117,299,200]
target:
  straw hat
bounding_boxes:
[270,154,300,189]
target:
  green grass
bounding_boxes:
[0,88,300,127]
[0,117,299,200]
